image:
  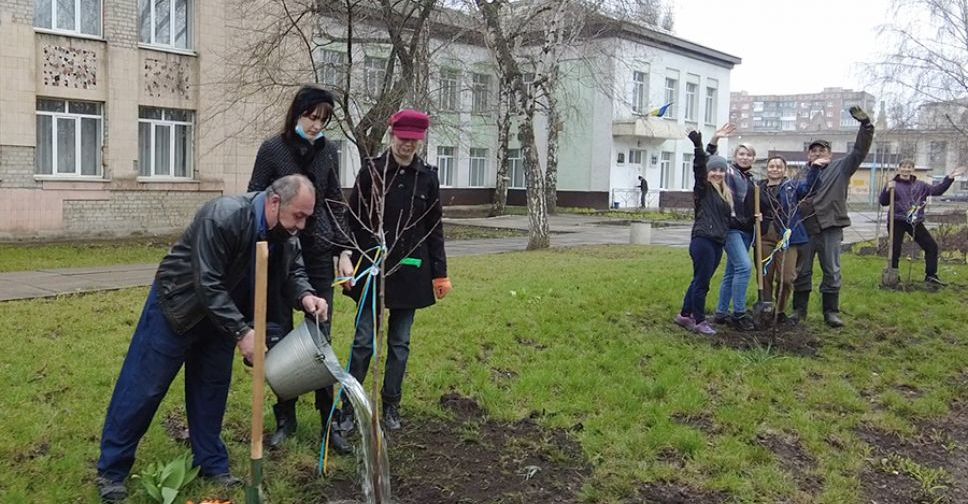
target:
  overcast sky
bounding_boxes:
[672,0,894,95]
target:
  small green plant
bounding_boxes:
[877,453,950,502]
[132,451,200,504]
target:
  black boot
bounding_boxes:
[323,409,352,455]
[822,292,844,328]
[383,402,402,431]
[790,290,810,324]
[268,401,297,448]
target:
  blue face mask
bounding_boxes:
[295,123,324,142]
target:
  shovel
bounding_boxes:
[881,186,900,288]
[246,242,269,504]
[752,185,775,328]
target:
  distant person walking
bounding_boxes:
[638,175,649,207]
[675,130,733,336]
[879,160,965,287]
[792,106,874,327]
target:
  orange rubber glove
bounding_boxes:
[433,277,452,300]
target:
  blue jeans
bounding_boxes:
[681,237,725,322]
[98,284,235,483]
[347,307,416,405]
[716,230,753,316]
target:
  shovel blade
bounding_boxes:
[753,301,775,329]
[881,267,900,288]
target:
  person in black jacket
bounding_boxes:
[247,85,354,453]
[338,109,450,432]
[96,175,328,503]
[675,130,734,336]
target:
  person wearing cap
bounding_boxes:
[791,106,874,327]
[339,109,451,432]
[878,160,966,287]
[675,130,734,336]
[247,84,354,454]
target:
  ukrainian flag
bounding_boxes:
[649,102,673,117]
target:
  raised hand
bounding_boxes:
[946,165,967,178]
[687,129,702,148]
[849,106,870,124]
[713,122,736,140]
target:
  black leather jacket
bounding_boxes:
[155,192,315,339]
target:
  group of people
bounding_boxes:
[676,107,964,336]
[95,85,450,502]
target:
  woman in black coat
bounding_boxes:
[339,109,450,432]
[247,84,354,453]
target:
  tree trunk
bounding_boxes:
[545,98,562,215]
[491,81,512,216]
[521,107,549,250]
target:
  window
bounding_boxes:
[663,74,679,118]
[35,0,101,36]
[632,70,648,113]
[684,75,699,122]
[318,49,346,87]
[508,148,525,188]
[616,152,625,164]
[439,68,460,111]
[138,107,194,177]
[364,56,387,98]
[681,153,693,189]
[704,79,718,124]
[139,0,191,49]
[35,99,102,176]
[436,146,455,186]
[659,152,673,188]
[469,148,487,187]
[628,149,644,165]
[471,73,491,113]
[929,141,947,165]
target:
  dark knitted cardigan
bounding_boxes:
[247,134,351,255]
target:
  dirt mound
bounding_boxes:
[320,393,590,503]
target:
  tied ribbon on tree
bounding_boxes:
[761,227,792,277]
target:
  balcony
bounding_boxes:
[612,116,682,141]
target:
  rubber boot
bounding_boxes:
[268,401,297,448]
[790,290,810,325]
[822,292,844,328]
[323,409,352,455]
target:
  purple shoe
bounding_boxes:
[693,320,717,335]
[674,314,696,330]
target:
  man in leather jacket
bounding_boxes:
[95,175,328,503]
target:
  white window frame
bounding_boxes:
[628,149,644,165]
[34,0,103,38]
[468,148,488,187]
[138,0,193,51]
[684,75,699,122]
[681,152,693,189]
[632,70,648,114]
[138,107,194,179]
[364,56,387,98]
[664,71,679,119]
[659,151,673,188]
[318,49,347,87]
[437,146,455,187]
[508,148,525,189]
[471,73,491,114]
[439,68,460,111]
[35,99,103,177]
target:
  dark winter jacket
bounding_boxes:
[705,143,755,233]
[347,151,447,310]
[803,121,875,230]
[155,191,314,339]
[248,134,350,256]
[879,174,954,224]
[757,178,809,247]
[690,147,733,244]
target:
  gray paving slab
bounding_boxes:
[0,210,886,302]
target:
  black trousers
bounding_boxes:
[890,220,939,276]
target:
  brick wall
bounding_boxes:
[0,145,40,189]
[103,0,139,48]
[63,190,218,235]
[3,0,33,24]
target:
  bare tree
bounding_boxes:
[868,0,968,137]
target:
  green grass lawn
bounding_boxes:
[1,246,966,502]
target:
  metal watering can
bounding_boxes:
[264,320,343,401]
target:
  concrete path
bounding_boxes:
[0,212,885,302]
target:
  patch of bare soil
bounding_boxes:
[164,410,191,445]
[680,320,820,357]
[318,393,590,503]
[858,401,968,504]
[756,432,823,497]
